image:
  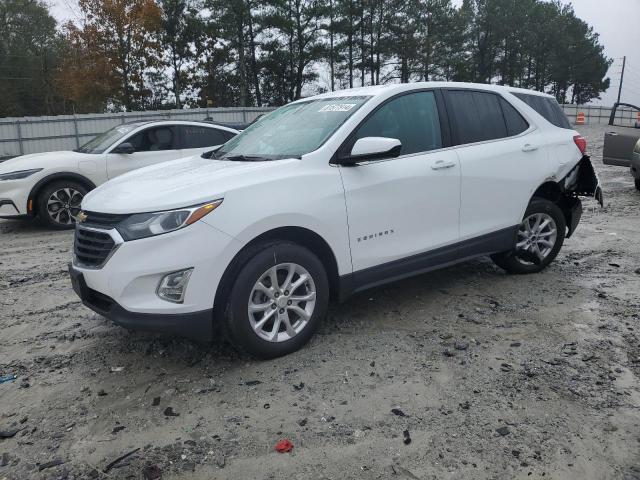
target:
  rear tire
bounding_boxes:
[491,198,566,274]
[221,241,329,359]
[37,180,87,230]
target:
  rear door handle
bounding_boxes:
[431,160,456,170]
[522,144,539,152]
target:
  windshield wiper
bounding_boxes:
[224,154,269,162]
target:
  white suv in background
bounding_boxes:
[0,120,239,228]
[69,82,602,358]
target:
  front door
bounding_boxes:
[106,125,180,179]
[339,90,461,275]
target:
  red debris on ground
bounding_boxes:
[275,439,294,453]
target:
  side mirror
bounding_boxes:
[112,142,135,154]
[340,137,402,165]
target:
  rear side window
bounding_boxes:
[180,125,233,148]
[499,98,529,136]
[512,93,571,129]
[446,90,508,144]
[354,91,443,155]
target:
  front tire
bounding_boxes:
[491,198,566,274]
[222,242,329,359]
[37,180,87,230]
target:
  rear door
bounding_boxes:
[177,125,236,157]
[106,125,181,179]
[603,130,640,167]
[444,89,551,241]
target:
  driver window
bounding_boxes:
[126,126,176,152]
[354,91,443,155]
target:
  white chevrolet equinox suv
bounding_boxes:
[69,82,602,358]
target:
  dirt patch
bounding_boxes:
[1,124,639,479]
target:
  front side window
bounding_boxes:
[180,126,232,148]
[215,96,371,160]
[125,126,177,152]
[76,124,138,154]
[447,90,508,145]
[353,91,443,155]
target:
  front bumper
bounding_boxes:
[631,152,640,180]
[70,219,243,339]
[0,199,23,218]
[69,264,213,340]
[0,180,31,218]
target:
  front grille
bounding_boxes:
[74,228,117,268]
[82,211,129,228]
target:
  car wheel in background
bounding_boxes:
[491,198,566,274]
[222,241,329,359]
[37,180,88,230]
[635,179,640,191]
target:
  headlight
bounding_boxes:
[117,200,223,241]
[0,168,43,181]
[634,139,640,154]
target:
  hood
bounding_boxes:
[0,151,89,174]
[82,155,300,214]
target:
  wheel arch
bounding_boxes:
[28,173,96,216]
[214,226,341,312]
[530,180,580,238]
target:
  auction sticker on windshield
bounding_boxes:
[319,103,357,112]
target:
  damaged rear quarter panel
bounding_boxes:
[562,155,604,206]
[557,155,603,238]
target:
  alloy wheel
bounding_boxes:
[248,263,317,342]
[515,212,557,264]
[47,187,83,225]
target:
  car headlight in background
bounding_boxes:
[0,168,43,181]
[117,199,223,241]
[634,139,640,154]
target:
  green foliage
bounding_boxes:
[0,0,614,116]
[0,0,68,116]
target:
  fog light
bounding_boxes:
[157,268,193,303]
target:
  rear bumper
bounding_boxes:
[565,197,583,239]
[69,264,214,341]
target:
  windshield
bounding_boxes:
[76,125,138,154]
[214,96,371,160]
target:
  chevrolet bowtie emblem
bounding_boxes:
[76,211,88,223]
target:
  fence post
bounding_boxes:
[242,109,247,123]
[16,120,24,156]
[73,114,80,148]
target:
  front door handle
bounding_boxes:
[522,143,539,152]
[431,160,456,170]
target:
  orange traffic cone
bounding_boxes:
[576,111,585,125]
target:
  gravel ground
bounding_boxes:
[1,124,639,480]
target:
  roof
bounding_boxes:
[120,119,240,133]
[300,81,554,101]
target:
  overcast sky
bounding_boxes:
[48,0,640,106]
